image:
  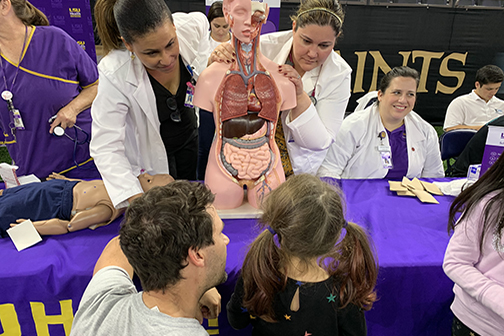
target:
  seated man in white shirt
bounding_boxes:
[444,65,504,132]
[70,181,230,335]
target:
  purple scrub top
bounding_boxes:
[385,124,408,180]
[0,26,99,179]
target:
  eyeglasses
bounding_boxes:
[166,97,181,122]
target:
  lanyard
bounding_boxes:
[0,25,28,133]
[0,25,28,102]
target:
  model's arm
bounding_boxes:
[15,204,113,235]
[226,276,251,330]
[90,71,144,208]
[94,236,134,278]
[443,203,504,319]
[420,125,445,178]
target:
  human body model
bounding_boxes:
[1,172,173,236]
[194,0,295,209]
[227,174,378,335]
[443,154,504,335]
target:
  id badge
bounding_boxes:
[184,81,194,108]
[377,145,393,169]
[12,109,25,130]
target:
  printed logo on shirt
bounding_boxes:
[69,8,81,18]
[77,41,86,51]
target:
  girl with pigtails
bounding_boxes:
[227,174,378,335]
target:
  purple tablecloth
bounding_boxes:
[0,178,456,335]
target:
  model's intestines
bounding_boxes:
[215,28,281,184]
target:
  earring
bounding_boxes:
[130,53,135,60]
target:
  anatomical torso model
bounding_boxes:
[194,0,295,209]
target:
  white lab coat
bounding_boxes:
[318,104,444,179]
[260,30,352,175]
[90,12,209,208]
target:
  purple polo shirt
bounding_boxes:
[385,124,408,180]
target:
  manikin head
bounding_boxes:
[222,0,269,44]
[137,172,174,192]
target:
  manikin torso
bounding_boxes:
[194,2,295,209]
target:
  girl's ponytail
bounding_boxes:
[333,222,378,310]
[241,229,286,322]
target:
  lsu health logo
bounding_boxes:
[69,8,81,18]
[77,41,86,51]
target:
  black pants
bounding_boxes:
[452,316,480,336]
[167,133,198,180]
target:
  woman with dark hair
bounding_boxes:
[227,174,378,335]
[211,0,352,177]
[0,0,100,179]
[321,66,444,179]
[443,155,504,336]
[207,1,231,55]
[92,0,209,208]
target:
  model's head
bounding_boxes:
[208,1,230,43]
[223,0,268,44]
[377,66,419,124]
[4,0,49,26]
[137,172,174,192]
[474,65,504,102]
[289,0,343,74]
[260,174,346,260]
[120,181,229,292]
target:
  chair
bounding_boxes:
[439,129,477,174]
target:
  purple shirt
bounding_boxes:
[0,26,99,179]
[385,124,408,180]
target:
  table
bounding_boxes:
[0,178,456,335]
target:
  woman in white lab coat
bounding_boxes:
[91,0,209,208]
[319,66,444,179]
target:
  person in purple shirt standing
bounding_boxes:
[0,0,100,179]
[320,66,444,179]
[443,154,504,336]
